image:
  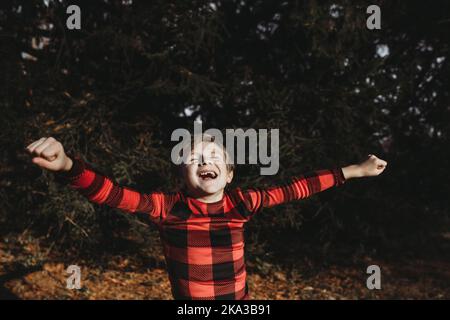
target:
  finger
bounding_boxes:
[32,157,55,170]
[41,143,60,161]
[33,137,55,156]
[26,138,44,150]
[26,137,47,153]
[25,141,36,151]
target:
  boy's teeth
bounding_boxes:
[199,171,217,178]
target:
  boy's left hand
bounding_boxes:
[342,154,388,179]
[359,154,388,177]
[359,154,387,177]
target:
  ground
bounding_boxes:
[1,235,449,300]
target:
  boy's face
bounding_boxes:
[182,141,233,199]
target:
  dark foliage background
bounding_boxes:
[1,0,449,272]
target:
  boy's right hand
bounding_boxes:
[26,137,73,172]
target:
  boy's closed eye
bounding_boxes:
[189,154,223,164]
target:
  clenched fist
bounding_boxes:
[26,137,73,172]
[359,154,388,177]
[342,154,388,179]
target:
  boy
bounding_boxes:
[26,136,387,300]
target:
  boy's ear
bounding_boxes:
[226,170,234,183]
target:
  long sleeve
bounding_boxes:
[58,156,173,222]
[231,168,346,219]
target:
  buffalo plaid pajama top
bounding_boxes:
[61,157,346,300]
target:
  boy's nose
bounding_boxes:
[198,157,212,166]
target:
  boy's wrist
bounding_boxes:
[62,156,73,172]
[55,155,85,183]
[342,164,364,180]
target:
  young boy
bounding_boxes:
[26,136,387,300]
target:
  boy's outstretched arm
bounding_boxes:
[26,137,169,221]
[236,154,387,215]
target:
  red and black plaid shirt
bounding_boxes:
[61,158,346,300]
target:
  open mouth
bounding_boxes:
[198,170,218,180]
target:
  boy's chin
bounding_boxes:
[198,186,221,195]
[196,183,224,195]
